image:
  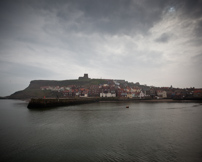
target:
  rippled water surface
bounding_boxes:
[0,100,202,162]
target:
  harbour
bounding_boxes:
[1,100,202,162]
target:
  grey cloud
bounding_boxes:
[171,0,202,39]
[192,53,202,63]
[179,0,202,19]
[51,0,202,36]
[0,61,56,79]
[195,19,202,37]
[1,0,201,39]
[25,0,169,36]
[155,33,172,43]
[42,0,202,39]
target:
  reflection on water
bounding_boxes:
[0,100,202,162]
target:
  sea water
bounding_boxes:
[0,100,202,162]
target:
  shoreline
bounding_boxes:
[100,99,202,103]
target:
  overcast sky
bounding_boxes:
[0,0,202,96]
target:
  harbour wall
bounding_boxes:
[27,98,202,109]
[27,98,99,109]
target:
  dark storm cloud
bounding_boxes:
[44,0,202,36]
[1,0,202,37]
[0,0,167,36]
[178,0,202,18]
[172,0,202,36]
[68,0,163,35]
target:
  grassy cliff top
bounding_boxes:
[28,79,108,89]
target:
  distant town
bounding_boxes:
[40,74,202,100]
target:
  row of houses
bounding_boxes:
[40,84,202,99]
[148,88,202,99]
[40,84,145,98]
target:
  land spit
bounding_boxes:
[27,98,202,109]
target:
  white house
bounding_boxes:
[157,90,167,98]
[139,91,145,99]
[80,93,88,97]
[100,92,116,97]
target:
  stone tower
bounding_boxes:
[84,73,88,79]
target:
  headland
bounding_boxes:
[3,74,202,107]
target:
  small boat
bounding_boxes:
[126,106,129,108]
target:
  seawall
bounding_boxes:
[27,98,202,109]
[27,98,99,109]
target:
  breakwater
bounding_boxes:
[27,98,202,109]
[27,98,138,109]
[27,97,143,109]
[27,97,134,109]
[27,98,100,109]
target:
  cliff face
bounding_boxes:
[8,79,108,99]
